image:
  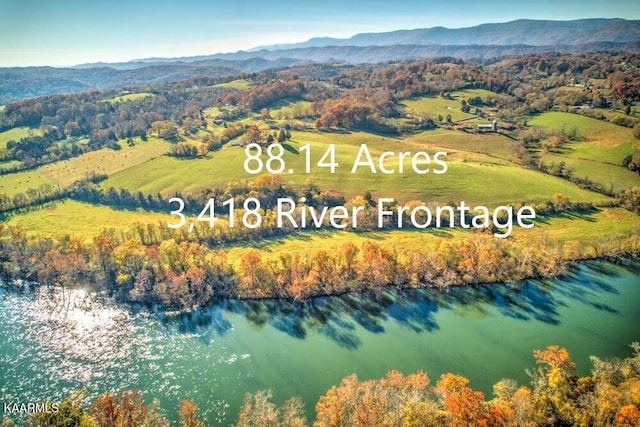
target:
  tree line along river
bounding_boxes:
[0,260,639,425]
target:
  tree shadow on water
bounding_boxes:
[540,260,625,315]
[157,260,637,349]
[157,305,233,345]
[218,289,453,349]
[385,289,441,333]
[490,259,640,323]
[491,281,564,325]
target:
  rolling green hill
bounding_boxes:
[99,129,607,206]
[529,112,640,193]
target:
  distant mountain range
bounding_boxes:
[249,18,640,51]
[2,18,639,104]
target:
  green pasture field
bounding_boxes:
[0,160,21,169]
[451,88,499,100]
[106,92,154,104]
[513,207,640,244]
[406,129,515,162]
[402,97,475,123]
[171,132,210,147]
[202,107,231,135]
[203,106,224,118]
[5,199,174,239]
[203,107,246,120]
[0,126,42,150]
[528,111,637,162]
[541,152,640,194]
[223,207,639,264]
[223,228,464,265]
[100,131,396,196]
[558,141,634,166]
[100,130,608,206]
[2,112,631,253]
[0,137,170,197]
[212,79,251,89]
[402,89,500,123]
[528,112,634,144]
[0,170,51,196]
[267,99,313,119]
[202,107,256,132]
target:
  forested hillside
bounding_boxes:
[1,51,639,309]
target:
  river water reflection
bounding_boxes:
[1,260,639,425]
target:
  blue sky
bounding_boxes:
[1,0,639,67]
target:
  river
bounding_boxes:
[1,260,639,425]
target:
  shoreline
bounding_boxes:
[2,253,638,312]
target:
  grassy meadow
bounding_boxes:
[540,152,640,193]
[5,199,174,239]
[268,99,313,119]
[0,126,41,150]
[223,206,638,265]
[106,92,154,104]
[0,137,170,196]
[99,129,606,205]
[406,129,515,161]
[402,89,499,123]
[529,112,640,192]
[529,111,636,156]
[212,79,251,89]
[403,97,474,123]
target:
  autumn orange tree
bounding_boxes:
[178,400,201,427]
[85,390,201,427]
[236,390,306,427]
[314,370,431,427]
[527,345,579,424]
[90,390,150,426]
[31,392,97,427]
[243,124,262,144]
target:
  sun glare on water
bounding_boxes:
[23,287,143,384]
